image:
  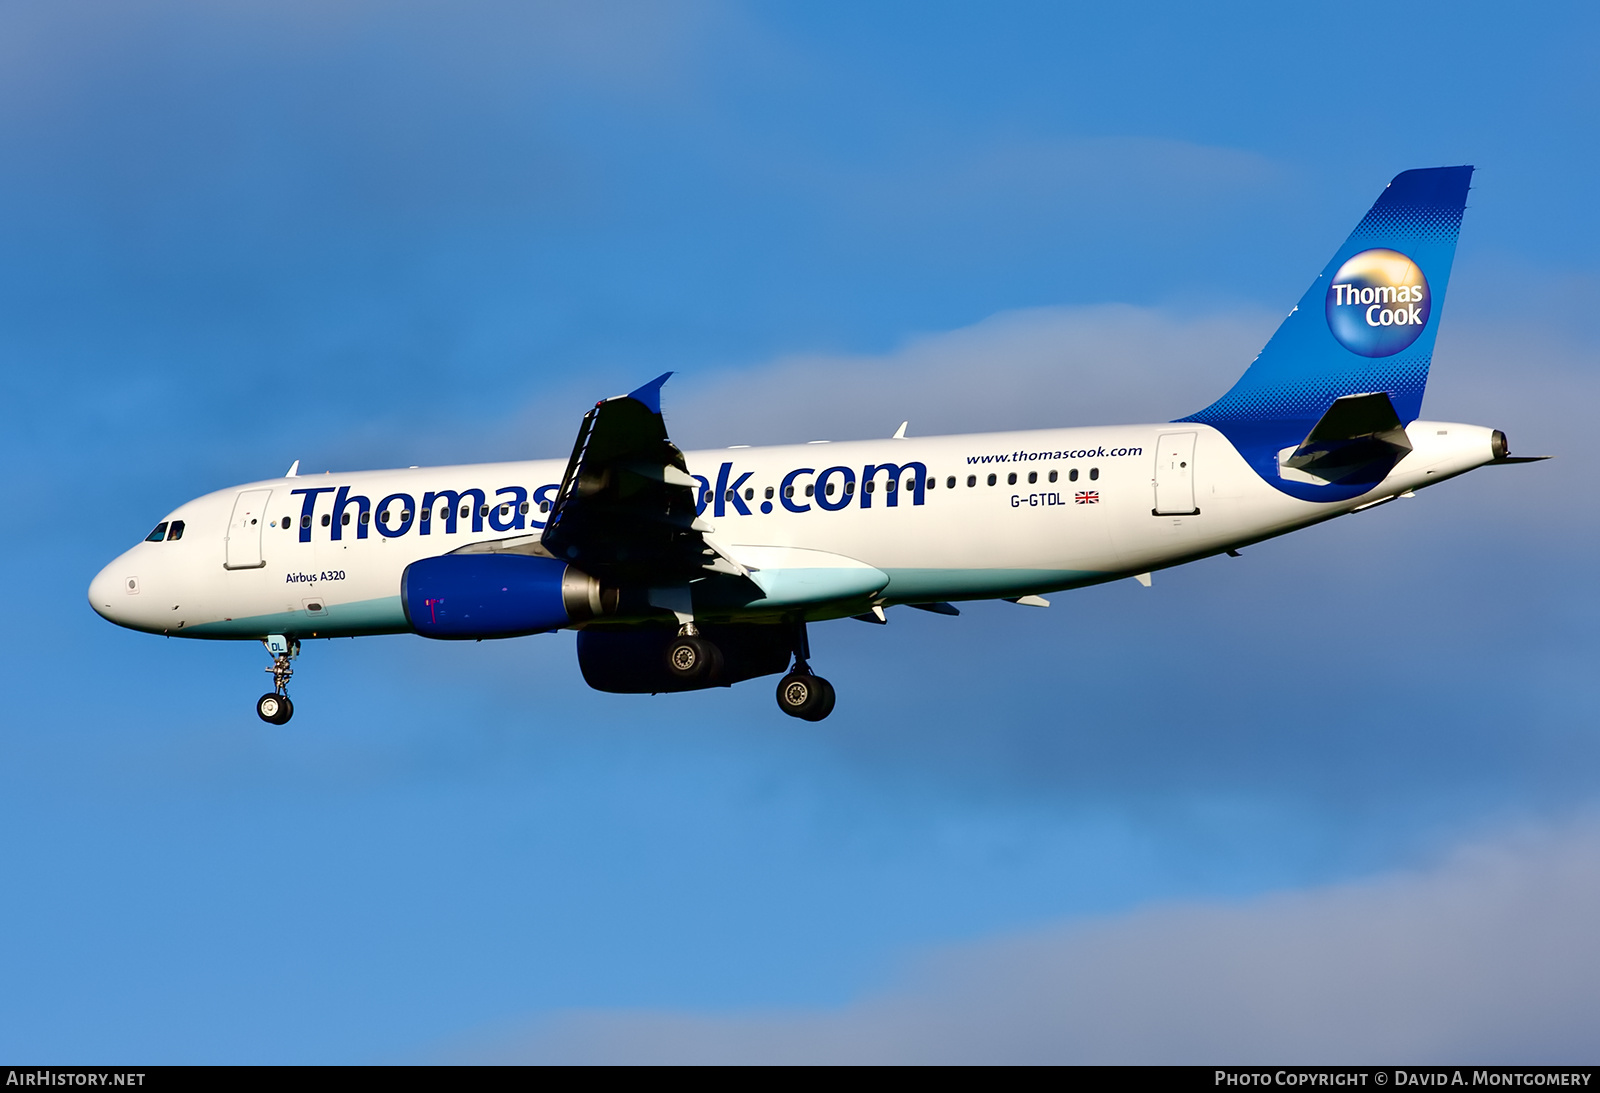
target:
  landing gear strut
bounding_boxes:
[257,635,299,724]
[775,620,835,721]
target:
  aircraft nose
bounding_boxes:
[88,556,137,625]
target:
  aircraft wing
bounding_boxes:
[540,373,717,585]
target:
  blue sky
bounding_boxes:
[2,0,1598,1063]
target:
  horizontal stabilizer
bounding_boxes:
[1283,392,1413,485]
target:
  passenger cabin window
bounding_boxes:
[947,476,957,489]
[360,511,371,524]
[765,487,774,499]
[987,473,997,486]
[1027,471,1037,484]
[1069,469,1079,482]
[146,522,168,542]
[342,513,351,525]
[967,475,976,487]
[805,485,814,497]
[520,501,529,514]
[281,515,291,528]
[540,501,550,513]
[865,481,875,494]
[1090,468,1099,481]
[1007,472,1017,485]
[321,514,331,527]
[744,488,754,501]
[1048,470,1058,483]
[300,515,311,529]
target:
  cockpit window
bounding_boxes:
[145,522,169,542]
[166,520,185,541]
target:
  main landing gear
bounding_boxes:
[256,634,299,725]
[775,620,835,722]
[776,671,834,721]
[665,623,724,684]
[661,619,837,720]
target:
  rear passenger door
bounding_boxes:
[1153,432,1199,515]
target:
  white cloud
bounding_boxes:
[441,819,1600,1063]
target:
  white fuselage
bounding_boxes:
[88,420,1499,640]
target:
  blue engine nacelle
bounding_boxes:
[402,553,613,639]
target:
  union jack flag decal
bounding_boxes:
[1074,491,1099,504]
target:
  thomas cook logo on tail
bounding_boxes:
[1325,248,1431,357]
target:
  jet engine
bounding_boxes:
[402,553,614,639]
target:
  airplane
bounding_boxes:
[88,165,1543,724]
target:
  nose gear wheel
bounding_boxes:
[256,692,294,725]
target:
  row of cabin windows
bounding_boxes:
[280,499,555,529]
[971,468,1096,487]
[714,479,924,503]
[710,467,1102,501]
[144,520,185,542]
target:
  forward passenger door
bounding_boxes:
[224,489,272,569]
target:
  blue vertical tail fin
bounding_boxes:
[1180,166,1473,500]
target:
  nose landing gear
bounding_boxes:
[257,634,299,724]
[775,620,835,721]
